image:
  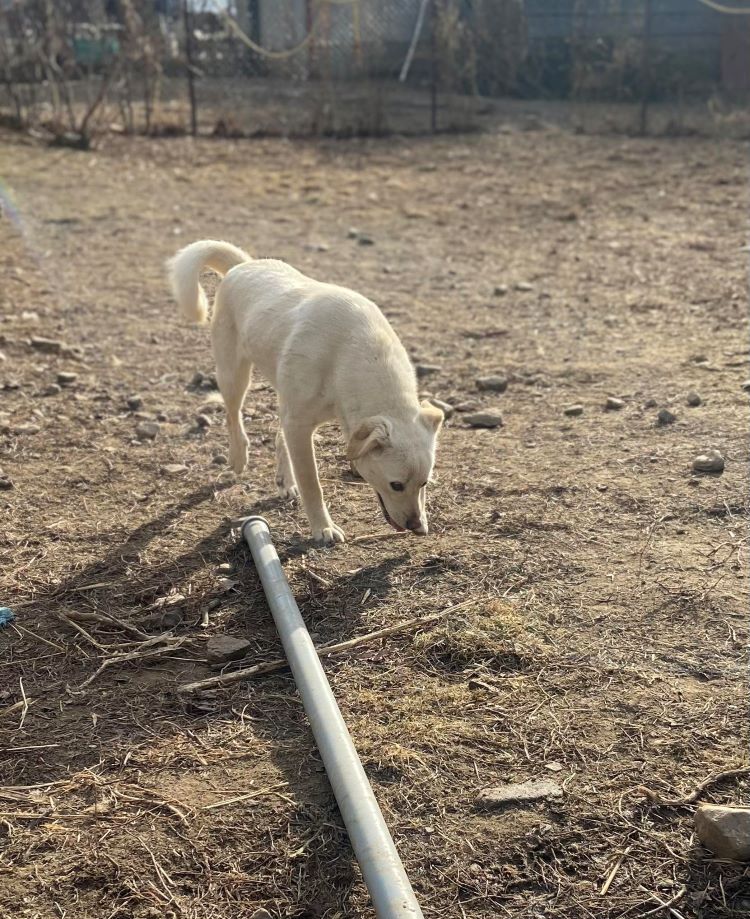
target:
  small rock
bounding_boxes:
[605,397,625,410]
[347,227,359,239]
[564,404,584,417]
[0,351,6,362]
[686,391,702,407]
[127,395,143,411]
[216,563,233,574]
[250,911,273,919]
[693,449,724,474]
[742,380,750,393]
[476,376,508,393]
[357,235,375,246]
[57,371,77,385]
[156,412,168,423]
[493,285,509,296]
[695,804,750,862]
[415,364,441,379]
[0,476,13,490]
[195,413,211,428]
[162,463,188,476]
[453,400,478,412]
[465,411,503,429]
[477,779,562,808]
[656,409,677,426]
[11,423,40,435]
[514,281,534,292]
[206,635,252,665]
[42,384,62,397]
[30,336,62,354]
[643,398,658,409]
[212,453,228,465]
[426,397,454,419]
[136,421,160,440]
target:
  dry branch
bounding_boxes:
[636,764,750,807]
[178,598,476,695]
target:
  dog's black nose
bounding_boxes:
[405,517,427,535]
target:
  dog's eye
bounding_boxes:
[390,482,404,492]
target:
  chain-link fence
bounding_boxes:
[0,1,747,144]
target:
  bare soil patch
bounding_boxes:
[0,125,748,918]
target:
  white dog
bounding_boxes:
[168,240,443,546]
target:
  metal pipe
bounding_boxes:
[241,516,424,919]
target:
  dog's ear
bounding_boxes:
[347,416,392,461]
[419,400,444,434]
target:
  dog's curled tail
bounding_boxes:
[168,240,250,324]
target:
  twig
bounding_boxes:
[77,640,186,690]
[350,530,410,544]
[636,765,750,807]
[64,609,150,640]
[201,782,289,810]
[600,845,632,896]
[0,699,35,719]
[59,614,107,651]
[18,678,28,729]
[178,598,475,695]
[638,885,687,919]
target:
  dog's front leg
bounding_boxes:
[283,421,345,547]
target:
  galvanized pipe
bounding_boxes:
[241,516,424,919]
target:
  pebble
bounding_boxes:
[477,779,562,808]
[206,635,252,665]
[347,227,359,239]
[156,412,168,422]
[42,384,62,397]
[476,375,508,393]
[564,404,584,417]
[465,410,503,429]
[605,397,625,410]
[212,453,228,465]
[415,363,441,379]
[195,413,211,428]
[493,285,509,296]
[136,421,160,440]
[30,336,62,354]
[692,449,724,474]
[741,380,750,393]
[514,281,534,292]
[216,563,233,574]
[357,235,375,246]
[695,804,750,861]
[656,408,677,426]
[686,391,702,406]
[0,476,13,490]
[453,400,478,412]
[643,398,658,409]
[250,911,273,919]
[162,463,188,476]
[57,371,77,385]
[11,423,40,435]
[127,395,143,411]
[426,397,454,419]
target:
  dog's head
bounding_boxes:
[347,401,443,535]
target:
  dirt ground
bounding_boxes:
[0,123,748,919]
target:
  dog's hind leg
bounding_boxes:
[212,307,252,475]
[275,427,299,500]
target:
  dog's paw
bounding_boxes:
[230,440,248,475]
[276,476,299,501]
[312,523,346,547]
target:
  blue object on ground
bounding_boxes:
[0,607,15,627]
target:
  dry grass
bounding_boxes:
[0,120,748,918]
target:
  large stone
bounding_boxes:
[476,375,508,393]
[695,804,750,861]
[206,635,251,665]
[465,411,503,429]
[693,449,724,474]
[477,779,562,808]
